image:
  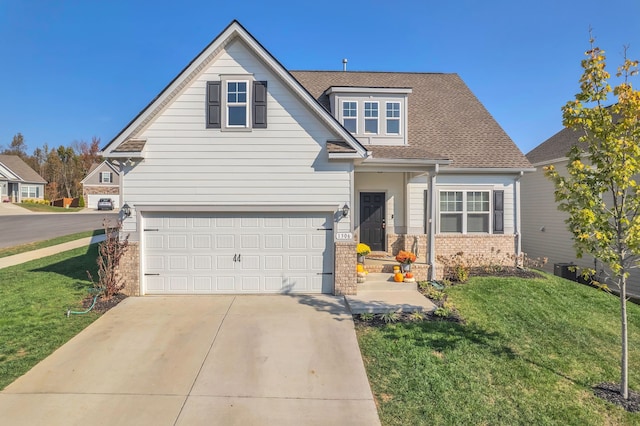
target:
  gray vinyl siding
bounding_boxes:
[83,163,120,186]
[121,39,352,236]
[521,161,640,296]
[408,174,516,235]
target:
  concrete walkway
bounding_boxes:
[345,273,437,314]
[0,202,32,215]
[0,296,380,425]
[0,234,106,269]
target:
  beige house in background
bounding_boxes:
[81,161,121,209]
[521,127,640,296]
[0,155,46,203]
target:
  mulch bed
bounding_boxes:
[593,382,640,412]
[81,293,128,314]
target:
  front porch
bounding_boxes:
[360,251,430,282]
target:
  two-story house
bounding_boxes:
[100,20,533,296]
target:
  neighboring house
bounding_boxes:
[521,128,640,296]
[101,20,533,297]
[0,155,46,203]
[81,161,121,209]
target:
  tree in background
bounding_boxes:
[1,133,28,160]
[545,38,639,400]
[1,134,103,201]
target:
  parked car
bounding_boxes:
[97,198,114,210]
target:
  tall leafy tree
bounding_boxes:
[1,133,28,159]
[546,38,639,399]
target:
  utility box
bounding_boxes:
[554,263,577,281]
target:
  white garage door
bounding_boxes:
[142,212,334,294]
[87,194,120,209]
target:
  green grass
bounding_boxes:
[18,203,84,213]
[0,229,104,259]
[0,245,101,390]
[357,273,640,425]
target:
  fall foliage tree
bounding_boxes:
[545,38,639,400]
[1,134,103,201]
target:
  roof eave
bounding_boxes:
[439,167,536,174]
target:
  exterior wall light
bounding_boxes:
[121,203,132,218]
[342,204,350,217]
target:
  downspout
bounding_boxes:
[428,164,439,280]
[514,171,524,259]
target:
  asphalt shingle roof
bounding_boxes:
[0,155,46,183]
[291,71,532,169]
[526,127,586,164]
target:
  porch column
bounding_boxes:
[334,240,357,295]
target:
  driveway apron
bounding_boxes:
[0,295,380,425]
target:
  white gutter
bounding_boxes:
[428,164,439,280]
[514,171,524,259]
[439,167,536,174]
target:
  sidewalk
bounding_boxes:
[0,234,106,269]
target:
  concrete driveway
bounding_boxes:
[0,296,380,425]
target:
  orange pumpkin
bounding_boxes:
[405,272,414,279]
[394,272,404,282]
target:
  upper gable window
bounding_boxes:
[100,172,112,183]
[206,79,268,130]
[227,81,248,127]
[386,102,400,135]
[342,101,357,133]
[364,102,378,134]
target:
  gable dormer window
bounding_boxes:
[342,101,357,133]
[364,102,378,134]
[386,102,400,134]
[326,86,411,146]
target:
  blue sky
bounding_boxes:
[0,0,638,156]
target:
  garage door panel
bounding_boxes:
[240,255,260,270]
[193,256,212,270]
[215,234,235,249]
[216,277,236,291]
[143,212,333,294]
[168,235,187,249]
[194,276,213,291]
[264,255,283,270]
[169,277,188,291]
[216,255,235,270]
[241,276,261,291]
[193,234,212,249]
[289,255,307,270]
[288,234,307,249]
[240,234,260,249]
[264,235,283,249]
[146,234,164,249]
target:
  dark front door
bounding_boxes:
[360,192,385,251]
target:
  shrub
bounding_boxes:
[87,219,129,300]
[78,195,85,208]
[380,312,400,323]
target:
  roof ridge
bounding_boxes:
[290,70,453,75]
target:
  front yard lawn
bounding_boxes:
[0,245,101,390]
[0,229,104,259]
[357,274,640,425]
[18,203,84,213]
